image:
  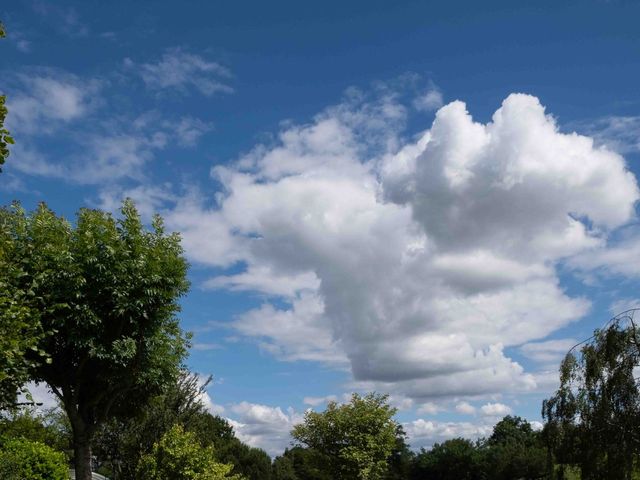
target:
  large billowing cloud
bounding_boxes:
[166,92,638,401]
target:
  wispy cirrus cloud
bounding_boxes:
[6,69,215,183]
[6,69,102,135]
[125,47,233,96]
[31,1,89,37]
[571,115,640,154]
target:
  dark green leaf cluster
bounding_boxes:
[410,416,546,480]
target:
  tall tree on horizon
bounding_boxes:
[543,310,640,480]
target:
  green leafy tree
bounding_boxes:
[292,392,399,480]
[384,426,414,480]
[543,311,640,479]
[0,407,71,455]
[0,200,191,480]
[94,370,271,480]
[0,437,68,480]
[137,424,243,480]
[275,447,332,480]
[272,453,298,480]
[94,370,215,478]
[411,438,482,480]
[0,204,48,409]
[0,21,15,171]
[482,416,547,480]
[217,439,273,480]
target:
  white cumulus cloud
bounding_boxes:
[228,402,303,456]
[156,91,638,403]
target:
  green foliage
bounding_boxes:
[482,416,547,480]
[94,370,271,480]
[0,437,68,480]
[94,370,212,478]
[0,21,14,171]
[0,200,190,479]
[384,428,414,480]
[0,407,72,455]
[0,205,48,409]
[412,438,482,480]
[292,392,400,480]
[543,319,640,479]
[410,417,548,480]
[274,447,332,480]
[137,424,243,480]
[217,439,273,480]
[272,453,298,480]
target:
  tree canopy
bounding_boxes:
[543,309,640,479]
[292,392,400,480]
[0,200,191,479]
[137,424,242,480]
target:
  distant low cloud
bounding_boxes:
[480,402,512,418]
[404,418,493,449]
[303,395,338,406]
[228,402,303,456]
[455,401,476,415]
[126,47,233,96]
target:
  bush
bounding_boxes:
[0,437,68,480]
[137,424,243,480]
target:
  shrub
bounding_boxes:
[137,424,243,480]
[0,437,68,480]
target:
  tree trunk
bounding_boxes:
[73,426,94,480]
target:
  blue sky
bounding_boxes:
[2,0,640,455]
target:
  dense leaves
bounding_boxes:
[272,447,333,480]
[0,437,68,480]
[94,370,272,480]
[137,424,242,480]
[0,206,48,409]
[412,438,482,480]
[0,407,71,456]
[0,200,191,479]
[292,393,400,480]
